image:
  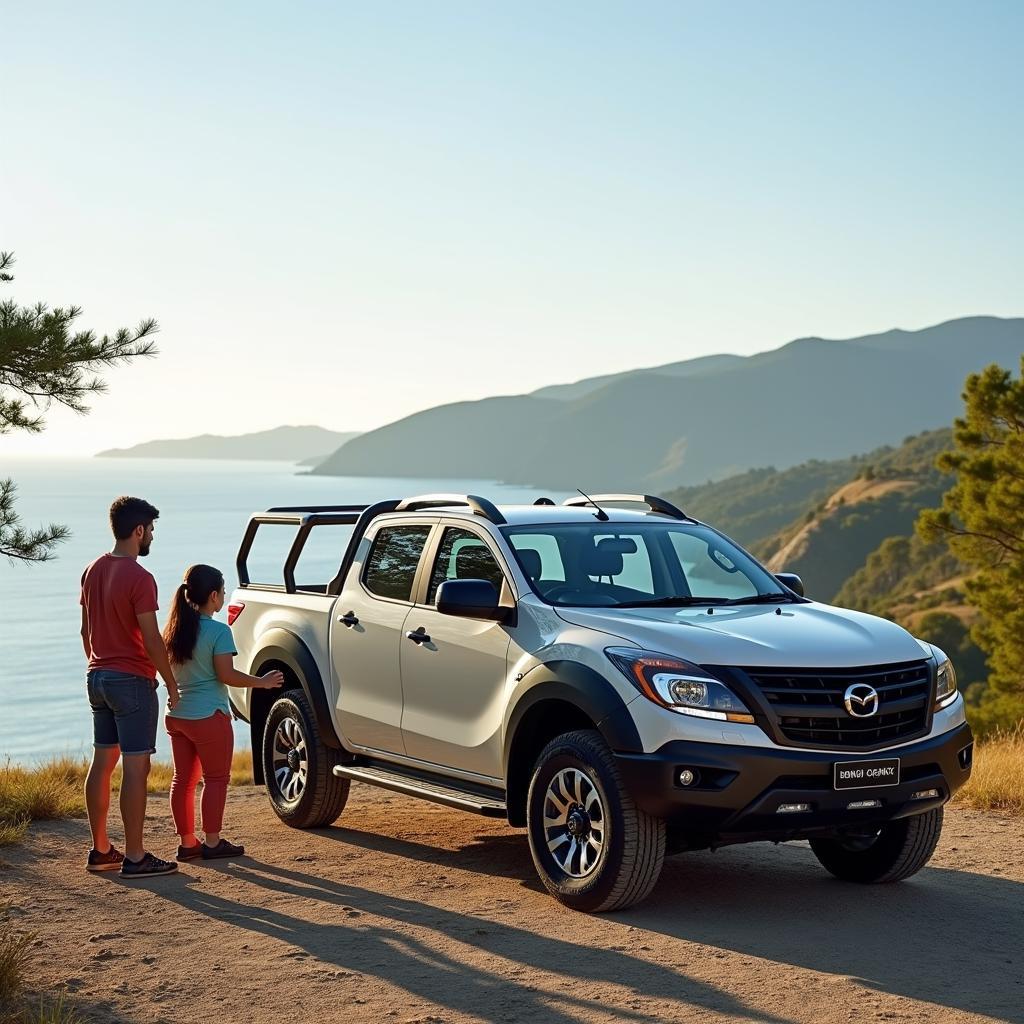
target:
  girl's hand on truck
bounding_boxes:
[258,670,285,689]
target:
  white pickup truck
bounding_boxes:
[227,493,973,912]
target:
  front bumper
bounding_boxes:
[614,721,973,841]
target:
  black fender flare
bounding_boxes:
[249,628,343,751]
[501,661,643,827]
[503,660,643,772]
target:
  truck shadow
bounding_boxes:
[143,859,793,1024]
[316,824,1024,1023]
[644,843,1024,1023]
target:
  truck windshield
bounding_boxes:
[501,522,791,608]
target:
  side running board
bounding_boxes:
[333,763,507,818]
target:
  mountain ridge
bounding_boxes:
[313,316,1024,488]
[96,425,359,462]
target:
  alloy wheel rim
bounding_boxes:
[271,714,308,803]
[543,767,605,878]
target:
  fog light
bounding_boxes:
[911,788,940,801]
[677,768,698,787]
[847,799,882,810]
[776,803,811,814]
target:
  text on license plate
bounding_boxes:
[833,757,901,790]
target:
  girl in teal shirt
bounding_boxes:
[162,564,282,861]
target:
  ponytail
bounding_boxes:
[162,564,224,665]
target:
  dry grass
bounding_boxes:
[0,908,34,1007]
[0,910,80,1024]
[0,761,86,847]
[954,727,1024,815]
[9,990,81,1024]
[0,751,255,847]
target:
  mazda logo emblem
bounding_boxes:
[843,683,880,718]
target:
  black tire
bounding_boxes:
[526,729,665,912]
[810,807,944,883]
[262,689,350,829]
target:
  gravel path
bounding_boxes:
[5,788,1022,1023]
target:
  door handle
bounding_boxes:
[405,628,431,644]
[337,611,359,627]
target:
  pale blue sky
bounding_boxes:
[1,1,1021,455]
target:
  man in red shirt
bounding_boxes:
[81,496,181,878]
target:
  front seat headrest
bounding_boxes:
[581,548,624,577]
[517,548,543,580]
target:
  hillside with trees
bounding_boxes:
[313,317,1024,489]
[664,427,997,727]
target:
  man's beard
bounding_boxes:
[139,543,151,557]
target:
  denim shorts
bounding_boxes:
[87,670,159,756]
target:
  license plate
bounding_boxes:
[833,758,901,790]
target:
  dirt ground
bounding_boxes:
[3,787,1023,1024]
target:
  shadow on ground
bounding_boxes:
[313,822,1024,1023]
[104,812,1024,1024]
[138,853,793,1024]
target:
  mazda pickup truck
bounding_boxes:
[226,493,973,912]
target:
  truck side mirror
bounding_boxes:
[775,572,804,597]
[436,579,504,620]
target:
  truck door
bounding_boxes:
[399,523,513,780]
[331,520,434,755]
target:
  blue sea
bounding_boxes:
[0,458,561,764]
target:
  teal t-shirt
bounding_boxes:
[167,615,236,720]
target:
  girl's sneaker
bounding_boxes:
[202,838,245,859]
[176,842,204,863]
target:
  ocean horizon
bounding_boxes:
[0,457,562,765]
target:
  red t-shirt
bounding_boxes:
[80,554,160,678]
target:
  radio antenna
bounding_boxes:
[576,488,610,522]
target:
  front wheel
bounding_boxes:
[810,807,944,883]
[527,730,665,912]
[262,689,350,829]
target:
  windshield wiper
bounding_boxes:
[717,592,798,606]
[615,596,731,608]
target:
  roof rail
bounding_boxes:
[394,493,507,526]
[266,504,372,514]
[562,493,690,520]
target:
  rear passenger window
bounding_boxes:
[363,526,432,601]
[427,528,505,604]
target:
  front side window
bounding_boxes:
[363,525,432,601]
[502,522,782,607]
[427,528,505,604]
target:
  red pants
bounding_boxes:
[166,711,233,836]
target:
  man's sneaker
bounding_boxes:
[86,845,125,873]
[176,842,203,863]
[119,852,178,878]
[202,838,245,860]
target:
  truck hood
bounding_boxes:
[554,601,929,668]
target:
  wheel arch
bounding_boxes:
[503,661,642,827]
[247,628,343,784]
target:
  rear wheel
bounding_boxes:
[262,689,350,828]
[810,807,943,883]
[527,729,665,912]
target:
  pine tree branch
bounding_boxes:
[0,478,70,563]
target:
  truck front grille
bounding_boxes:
[742,659,933,749]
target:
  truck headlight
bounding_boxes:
[605,648,755,724]
[935,657,958,710]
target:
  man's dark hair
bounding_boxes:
[109,496,160,540]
